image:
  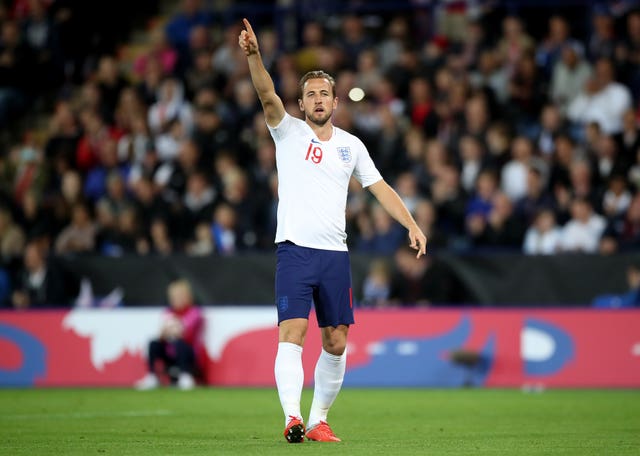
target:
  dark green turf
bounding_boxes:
[0,388,638,455]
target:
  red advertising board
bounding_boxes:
[1,308,639,388]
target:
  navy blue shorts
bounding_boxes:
[275,241,354,327]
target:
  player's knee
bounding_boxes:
[322,338,346,356]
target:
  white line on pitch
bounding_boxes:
[0,410,174,420]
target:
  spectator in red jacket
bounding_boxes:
[135,279,205,390]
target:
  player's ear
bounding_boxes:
[298,98,304,112]
[333,97,338,109]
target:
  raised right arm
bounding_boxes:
[239,18,286,127]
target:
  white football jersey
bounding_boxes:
[268,113,382,251]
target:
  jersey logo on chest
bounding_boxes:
[337,146,352,164]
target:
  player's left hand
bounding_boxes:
[239,18,259,56]
[408,227,427,259]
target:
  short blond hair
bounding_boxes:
[298,70,336,98]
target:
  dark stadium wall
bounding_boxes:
[50,253,639,307]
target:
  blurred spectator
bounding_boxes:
[548,133,576,191]
[75,108,120,173]
[335,15,373,70]
[356,203,406,255]
[148,77,194,149]
[117,114,152,166]
[535,15,576,77]
[628,145,640,190]
[413,198,448,250]
[466,168,498,220]
[114,87,147,140]
[515,166,554,224]
[616,10,640,101]
[485,121,512,171]
[594,133,626,184]
[430,163,468,240]
[360,258,392,308]
[211,202,237,255]
[377,16,410,72]
[558,197,606,253]
[592,261,640,308]
[567,58,632,135]
[156,139,202,203]
[501,136,541,202]
[535,104,568,159]
[135,279,205,390]
[98,206,145,256]
[220,167,261,250]
[394,172,420,214]
[588,8,616,61]
[468,191,526,249]
[616,108,640,159]
[186,221,214,256]
[191,87,233,168]
[136,55,164,106]
[96,55,128,125]
[211,23,243,83]
[506,51,545,129]
[9,138,46,206]
[496,16,534,76]
[133,28,177,80]
[54,202,96,254]
[0,205,25,261]
[44,100,81,179]
[165,0,212,67]
[456,18,489,70]
[295,21,328,74]
[388,245,467,306]
[84,138,130,202]
[149,217,173,255]
[12,241,74,308]
[600,193,640,253]
[97,170,132,218]
[0,20,32,127]
[17,189,52,240]
[458,135,487,193]
[185,49,217,97]
[523,208,562,255]
[602,174,632,220]
[131,175,169,234]
[550,43,592,115]
[470,49,509,104]
[562,159,600,217]
[183,170,216,226]
[22,0,62,91]
[355,49,382,95]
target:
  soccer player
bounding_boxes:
[239,18,427,443]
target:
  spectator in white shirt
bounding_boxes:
[550,42,592,114]
[523,208,562,255]
[567,58,632,135]
[559,197,606,253]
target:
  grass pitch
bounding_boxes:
[0,388,638,455]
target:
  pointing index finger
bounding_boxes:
[243,18,255,35]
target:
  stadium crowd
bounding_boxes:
[1,0,640,307]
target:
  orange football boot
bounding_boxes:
[283,416,305,443]
[306,421,341,442]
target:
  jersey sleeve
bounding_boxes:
[267,112,295,142]
[352,138,383,188]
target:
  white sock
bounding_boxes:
[274,342,304,426]
[308,348,346,428]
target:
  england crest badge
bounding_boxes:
[337,146,352,164]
